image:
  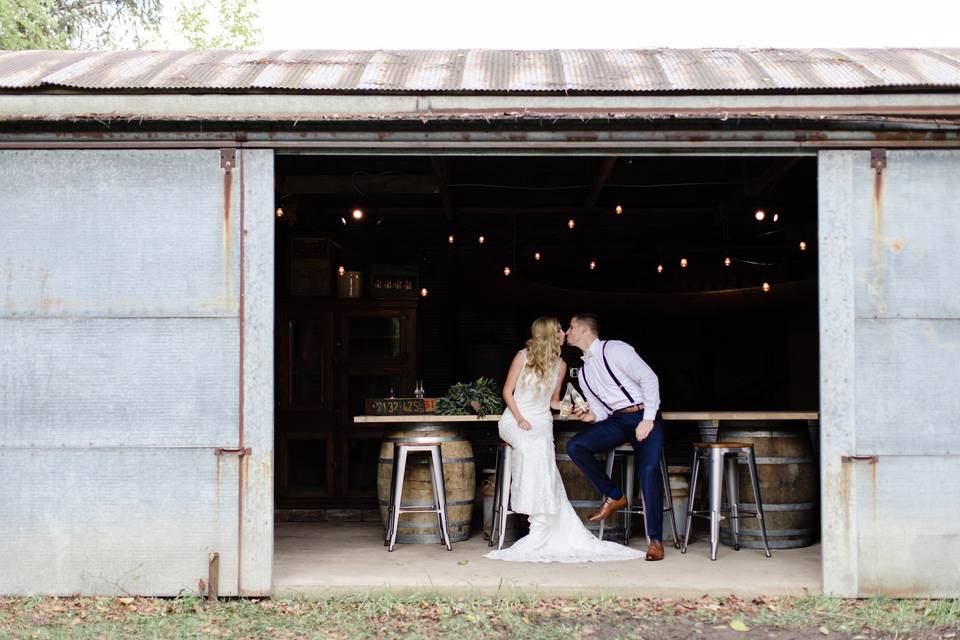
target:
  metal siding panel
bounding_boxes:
[853,151,960,319]
[0,149,240,318]
[0,318,238,448]
[818,151,863,597]
[855,456,960,597]
[0,447,239,596]
[855,319,960,455]
[237,149,274,595]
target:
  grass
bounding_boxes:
[1,593,958,639]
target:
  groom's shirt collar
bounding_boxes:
[581,338,602,362]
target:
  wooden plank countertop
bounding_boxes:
[353,411,819,424]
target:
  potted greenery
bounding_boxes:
[435,377,504,418]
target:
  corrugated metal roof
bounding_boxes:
[1,48,960,93]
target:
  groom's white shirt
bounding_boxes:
[578,339,660,423]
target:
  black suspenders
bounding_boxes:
[580,341,638,411]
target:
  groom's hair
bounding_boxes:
[573,313,599,336]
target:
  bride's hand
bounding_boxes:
[518,417,533,431]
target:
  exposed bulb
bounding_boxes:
[567,219,576,229]
[352,208,364,220]
[503,266,511,276]
[615,204,623,215]
[680,258,688,268]
[478,235,485,244]
[799,241,807,251]
[589,260,597,270]
[773,213,780,222]
[755,209,766,221]
[338,266,345,276]
[656,264,664,273]
[275,207,284,218]
[340,217,348,225]
[448,235,455,244]
[420,287,428,297]
[724,257,732,267]
[762,282,771,292]
[534,252,541,261]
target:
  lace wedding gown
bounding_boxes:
[484,351,646,563]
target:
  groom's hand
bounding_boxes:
[578,411,597,423]
[635,420,654,441]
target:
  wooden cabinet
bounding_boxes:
[276,299,417,508]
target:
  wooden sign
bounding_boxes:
[365,397,437,416]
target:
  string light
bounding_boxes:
[762,282,771,292]
[589,260,597,270]
[534,252,541,261]
[448,234,455,244]
[615,204,623,215]
[352,208,364,220]
[799,241,807,251]
[755,209,766,221]
[680,258,688,268]
[340,217,348,225]
[275,207,284,219]
[420,287,429,297]
[772,213,779,222]
[567,219,576,229]
[338,266,345,276]
[724,257,732,267]
[503,266,511,276]
[478,235,485,244]
[656,264,664,273]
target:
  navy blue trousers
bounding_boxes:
[565,410,665,541]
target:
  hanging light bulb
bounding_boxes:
[680,258,688,268]
[352,208,364,220]
[724,257,732,267]
[773,213,780,222]
[478,235,485,244]
[340,217,348,226]
[534,252,541,261]
[755,209,766,221]
[799,241,807,251]
[420,287,428,297]
[589,260,597,270]
[567,218,576,229]
[448,234,455,244]
[615,204,623,215]
[338,265,345,276]
[762,282,771,292]
[275,206,284,219]
[503,266,511,276]
[656,264,664,273]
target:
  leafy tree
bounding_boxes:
[0,0,163,49]
[175,0,260,49]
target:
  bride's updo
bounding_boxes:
[524,316,562,386]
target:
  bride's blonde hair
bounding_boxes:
[524,316,562,386]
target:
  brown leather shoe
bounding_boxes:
[587,495,628,522]
[645,539,664,561]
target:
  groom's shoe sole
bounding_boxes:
[645,540,665,561]
[587,495,628,522]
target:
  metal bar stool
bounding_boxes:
[488,442,516,551]
[598,445,681,548]
[681,442,772,560]
[384,442,453,552]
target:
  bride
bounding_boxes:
[484,316,646,563]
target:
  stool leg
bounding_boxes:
[661,452,681,549]
[497,448,512,551]
[599,448,616,540]
[725,454,741,551]
[745,448,772,558]
[708,449,724,561]
[681,449,700,554]
[489,447,503,547]
[387,448,408,552]
[624,455,640,546]
[428,449,444,545]
[430,447,452,551]
[385,444,400,546]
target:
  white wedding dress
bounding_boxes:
[484,351,646,563]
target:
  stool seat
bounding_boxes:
[599,445,681,548]
[384,441,453,552]
[681,442,772,560]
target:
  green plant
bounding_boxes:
[435,377,503,417]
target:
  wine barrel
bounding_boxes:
[718,423,817,549]
[555,429,624,541]
[377,425,475,544]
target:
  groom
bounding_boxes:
[564,313,667,561]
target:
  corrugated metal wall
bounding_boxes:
[819,150,960,597]
[0,149,274,596]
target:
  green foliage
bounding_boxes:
[0,0,163,50]
[175,0,260,49]
[435,377,504,417]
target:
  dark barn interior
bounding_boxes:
[272,154,819,511]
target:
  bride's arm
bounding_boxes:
[502,351,531,429]
[549,360,568,411]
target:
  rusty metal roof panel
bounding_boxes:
[2,48,960,93]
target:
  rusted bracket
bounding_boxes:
[215,447,252,456]
[870,148,887,175]
[220,148,236,174]
[841,455,878,464]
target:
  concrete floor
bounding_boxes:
[273,522,822,597]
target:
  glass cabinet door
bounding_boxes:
[341,312,411,362]
[282,314,333,409]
